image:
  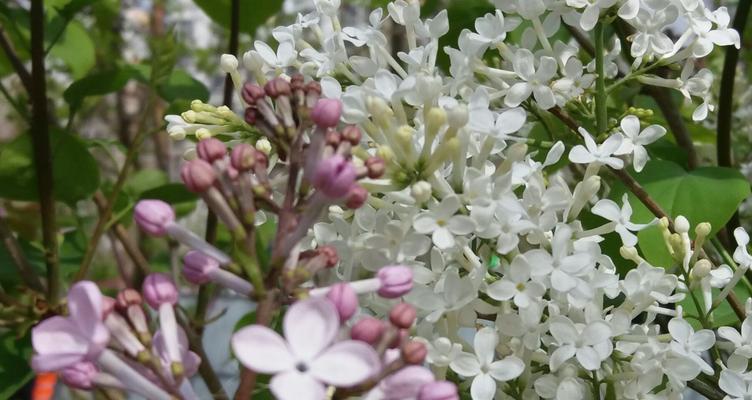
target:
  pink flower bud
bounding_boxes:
[418,381,459,400]
[325,129,342,147]
[142,273,178,309]
[116,288,142,309]
[242,83,265,105]
[377,265,413,298]
[312,155,357,198]
[402,340,427,364]
[345,185,368,209]
[319,245,339,268]
[310,98,343,128]
[60,361,98,389]
[264,77,292,98]
[134,200,175,236]
[389,329,408,349]
[101,296,116,319]
[342,125,362,145]
[181,159,216,193]
[326,283,359,322]
[230,144,257,172]
[244,107,258,125]
[382,366,435,400]
[389,303,416,329]
[196,138,227,163]
[290,73,305,91]
[183,250,220,285]
[365,157,386,179]
[306,81,322,96]
[351,317,386,345]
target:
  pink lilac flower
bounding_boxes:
[231,298,380,400]
[31,281,110,372]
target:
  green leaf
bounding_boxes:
[63,67,137,111]
[192,0,283,35]
[613,160,751,267]
[0,330,33,400]
[680,286,750,329]
[124,169,169,197]
[0,129,100,204]
[49,20,95,79]
[158,69,210,103]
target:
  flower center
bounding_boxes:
[516,282,526,291]
[296,362,308,373]
[436,219,447,227]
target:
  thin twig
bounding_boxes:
[0,216,45,292]
[29,0,60,306]
[0,26,32,93]
[716,0,750,233]
[75,98,159,281]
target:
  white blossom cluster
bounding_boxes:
[166,0,750,398]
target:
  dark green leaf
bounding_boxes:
[0,130,100,204]
[140,183,198,217]
[63,67,138,111]
[612,160,751,267]
[192,0,283,35]
[158,69,210,103]
[436,0,494,72]
[0,330,33,400]
[49,20,95,79]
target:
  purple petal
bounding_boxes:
[231,325,295,374]
[67,281,104,334]
[310,340,380,386]
[31,316,88,371]
[270,371,327,400]
[283,298,339,362]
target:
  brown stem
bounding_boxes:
[29,0,60,305]
[75,102,159,281]
[0,216,45,292]
[93,192,149,286]
[0,26,32,93]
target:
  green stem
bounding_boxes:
[30,0,60,306]
[594,22,607,134]
[711,236,752,296]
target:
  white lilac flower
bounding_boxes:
[614,115,666,172]
[667,318,715,375]
[718,316,752,358]
[720,370,752,400]
[565,0,618,31]
[413,195,476,250]
[505,49,559,110]
[487,254,545,308]
[449,327,525,400]
[591,193,653,246]
[568,128,624,169]
[548,316,613,371]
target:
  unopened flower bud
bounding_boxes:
[446,104,468,128]
[306,81,322,96]
[183,250,220,285]
[195,128,213,141]
[255,138,272,156]
[365,157,386,179]
[60,361,98,389]
[418,381,459,400]
[311,98,343,128]
[290,73,305,91]
[220,54,239,74]
[134,200,175,236]
[377,265,413,298]
[244,107,258,125]
[264,77,292,98]
[242,51,263,71]
[675,216,690,234]
[692,259,712,279]
[101,296,116,319]
[142,273,178,309]
[351,317,386,345]
[230,144,257,172]
[696,222,712,238]
[389,303,417,329]
[345,185,368,209]
[116,289,142,309]
[326,129,342,146]
[341,125,362,145]
[196,138,227,163]
[312,155,357,198]
[242,83,266,105]
[326,283,359,322]
[411,181,432,203]
[181,159,217,193]
[402,340,428,364]
[319,245,339,268]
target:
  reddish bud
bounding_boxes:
[181,159,216,193]
[345,185,368,209]
[365,157,386,179]
[230,144,257,172]
[326,283,359,322]
[264,77,292,98]
[402,340,428,365]
[341,125,362,145]
[244,107,258,125]
[196,138,227,163]
[311,98,343,128]
[116,289,142,310]
[389,303,417,329]
[351,317,386,345]
[242,83,266,105]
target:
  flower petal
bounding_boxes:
[488,356,524,381]
[474,327,498,365]
[487,280,516,301]
[31,316,88,371]
[231,325,295,374]
[270,370,327,400]
[284,298,340,362]
[450,352,481,377]
[67,281,104,334]
[310,341,380,387]
[471,373,497,400]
